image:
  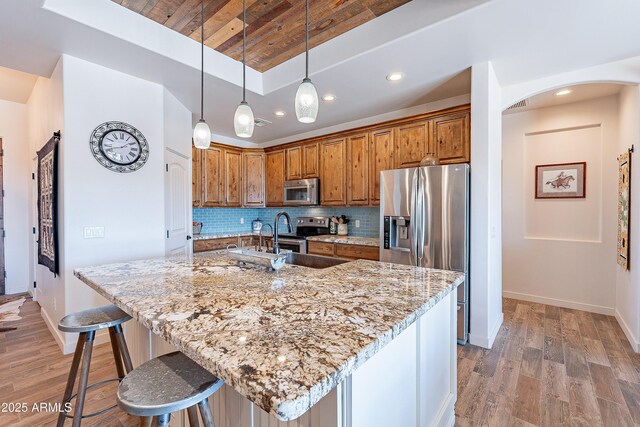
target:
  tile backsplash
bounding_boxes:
[193,206,380,237]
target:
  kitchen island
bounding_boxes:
[74,252,463,427]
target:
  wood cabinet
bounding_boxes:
[302,142,319,178]
[224,149,242,207]
[432,111,470,164]
[192,146,202,207]
[266,150,285,206]
[307,240,379,261]
[194,237,239,252]
[346,133,369,205]
[369,127,395,206]
[243,152,265,207]
[285,146,302,180]
[394,120,429,169]
[320,138,347,206]
[202,145,224,207]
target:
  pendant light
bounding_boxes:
[294,0,319,123]
[234,0,255,138]
[193,0,212,149]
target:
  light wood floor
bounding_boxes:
[456,298,640,427]
[0,295,138,426]
[3,295,640,426]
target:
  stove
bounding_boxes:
[275,217,330,253]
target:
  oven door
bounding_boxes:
[283,179,318,206]
[276,239,306,253]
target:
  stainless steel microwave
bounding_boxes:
[283,178,319,206]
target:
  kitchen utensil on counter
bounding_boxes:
[329,217,338,234]
[193,222,203,235]
[252,218,262,232]
[337,224,348,235]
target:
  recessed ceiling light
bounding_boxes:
[386,72,405,82]
[555,89,572,96]
[274,110,286,117]
[322,94,336,101]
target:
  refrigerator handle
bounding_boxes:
[417,168,425,264]
[410,170,418,266]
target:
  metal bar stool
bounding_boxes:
[56,304,133,427]
[116,351,223,427]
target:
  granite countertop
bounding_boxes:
[74,253,463,421]
[306,235,379,247]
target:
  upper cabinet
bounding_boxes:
[243,152,265,207]
[202,145,225,207]
[285,146,302,181]
[224,149,243,207]
[266,150,285,207]
[302,142,319,178]
[346,133,369,206]
[320,138,347,206]
[432,111,470,164]
[192,146,202,207]
[369,127,395,206]
[394,120,429,169]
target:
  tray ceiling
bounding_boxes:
[112,0,410,72]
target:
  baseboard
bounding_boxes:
[469,312,504,349]
[41,307,113,355]
[503,290,614,315]
[615,310,640,353]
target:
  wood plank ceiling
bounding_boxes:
[112,0,411,72]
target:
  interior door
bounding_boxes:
[0,139,4,295]
[165,149,192,256]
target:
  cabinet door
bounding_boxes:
[266,150,285,206]
[243,152,265,207]
[302,142,319,178]
[285,146,302,180]
[347,133,369,205]
[320,138,347,205]
[369,127,395,206]
[432,112,470,164]
[191,145,202,207]
[202,146,224,207]
[224,149,243,207]
[395,120,428,169]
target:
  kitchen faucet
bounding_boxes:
[258,223,273,252]
[273,211,292,254]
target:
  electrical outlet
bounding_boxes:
[355,219,361,228]
[240,218,245,225]
[84,226,105,239]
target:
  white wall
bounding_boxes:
[616,85,640,350]
[26,59,65,335]
[502,96,619,314]
[469,62,503,348]
[0,99,29,294]
[61,55,166,349]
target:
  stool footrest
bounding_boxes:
[60,378,122,420]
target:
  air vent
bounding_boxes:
[506,99,528,110]
[254,118,272,127]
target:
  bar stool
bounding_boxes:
[57,304,133,427]
[117,351,223,427]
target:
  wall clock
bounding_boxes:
[89,121,149,173]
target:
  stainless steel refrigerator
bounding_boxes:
[379,164,470,344]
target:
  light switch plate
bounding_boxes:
[355,219,361,228]
[84,226,105,239]
[240,218,245,225]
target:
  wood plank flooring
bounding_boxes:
[2,294,639,426]
[0,295,138,426]
[456,298,640,427]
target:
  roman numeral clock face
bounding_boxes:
[89,122,149,173]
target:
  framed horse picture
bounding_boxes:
[535,162,586,199]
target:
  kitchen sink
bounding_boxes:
[285,252,350,269]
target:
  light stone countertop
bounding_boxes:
[306,235,379,247]
[74,253,463,420]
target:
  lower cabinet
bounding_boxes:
[308,241,379,261]
[194,237,241,252]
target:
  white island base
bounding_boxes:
[123,291,457,427]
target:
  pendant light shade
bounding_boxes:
[234,101,255,138]
[193,0,211,149]
[234,0,255,138]
[295,0,318,124]
[295,78,318,123]
[193,119,212,149]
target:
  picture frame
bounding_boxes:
[617,151,631,269]
[535,162,586,199]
